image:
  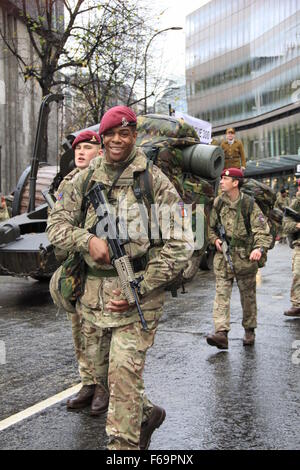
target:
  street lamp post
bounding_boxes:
[144,27,182,114]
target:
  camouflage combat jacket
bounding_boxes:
[208,192,272,276]
[47,147,194,327]
[53,157,103,262]
[52,168,80,262]
[283,193,300,247]
[55,156,103,197]
[0,196,10,222]
[221,139,246,169]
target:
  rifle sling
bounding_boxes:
[107,159,133,200]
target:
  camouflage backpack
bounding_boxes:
[136,114,216,257]
[241,178,281,250]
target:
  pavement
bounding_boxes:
[0,243,299,450]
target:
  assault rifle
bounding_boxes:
[284,206,300,222]
[87,183,148,331]
[217,223,234,272]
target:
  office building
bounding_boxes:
[186,0,300,160]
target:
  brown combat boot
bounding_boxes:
[284,307,300,317]
[90,384,109,416]
[66,384,95,410]
[243,328,255,346]
[206,331,228,349]
[140,406,166,450]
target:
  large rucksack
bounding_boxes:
[241,178,282,249]
[134,114,226,289]
[136,115,218,253]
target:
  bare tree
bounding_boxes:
[63,3,154,131]
[0,0,174,151]
[0,0,143,158]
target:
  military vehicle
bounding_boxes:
[0,94,224,283]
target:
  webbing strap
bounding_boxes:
[215,195,254,248]
[107,159,133,200]
[229,200,242,249]
[133,160,162,247]
[80,168,95,227]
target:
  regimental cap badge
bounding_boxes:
[121,117,129,127]
[90,135,97,142]
[221,167,244,178]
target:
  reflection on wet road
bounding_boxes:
[0,244,299,450]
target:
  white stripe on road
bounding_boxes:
[0,383,81,432]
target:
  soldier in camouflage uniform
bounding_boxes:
[47,106,194,450]
[0,195,10,222]
[51,130,109,415]
[283,181,300,317]
[274,188,289,243]
[207,168,272,349]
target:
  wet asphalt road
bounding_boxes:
[0,243,300,450]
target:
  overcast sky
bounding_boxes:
[150,0,211,79]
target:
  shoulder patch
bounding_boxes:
[178,200,187,217]
[258,213,265,225]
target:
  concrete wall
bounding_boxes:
[0,4,61,195]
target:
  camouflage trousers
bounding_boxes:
[213,273,257,332]
[212,252,258,332]
[291,246,300,308]
[71,313,157,450]
[71,314,158,450]
[69,312,109,387]
[106,318,158,450]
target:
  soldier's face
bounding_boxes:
[103,125,137,163]
[74,143,102,169]
[220,176,238,192]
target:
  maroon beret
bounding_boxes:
[221,168,244,178]
[72,130,101,149]
[99,106,137,136]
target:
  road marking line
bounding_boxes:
[0,383,81,432]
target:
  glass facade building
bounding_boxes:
[186,0,300,160]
